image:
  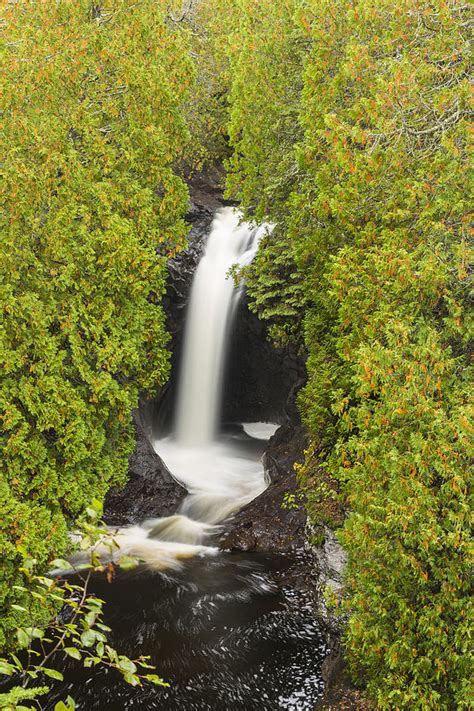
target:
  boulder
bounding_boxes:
[218,424,309,553]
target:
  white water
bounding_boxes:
[143,209,274,558]
[77,209,276,571]
[176,208,270,446]
[242,422,279,440]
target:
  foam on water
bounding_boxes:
[242,422,279,440]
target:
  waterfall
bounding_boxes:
[74,207,275,571]
[175,207,268,446]
[60,208,326,711]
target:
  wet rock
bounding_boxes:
[315,652,374,711]
[262,422,308,483]
[103,411,186,527]
[218,425,309,553]
[315,629,373,711]
[222,297,305,425]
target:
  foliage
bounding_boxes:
[0,505,167,710]
[220,0,310,345]
[0,0,193,648]
[298,3,472,706]
[179,0,233,174]
[2,0,472,707]
[205,0,473,707]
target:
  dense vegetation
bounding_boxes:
[198,0,472,708]
[1,0,471,708]
[1,0,192,648]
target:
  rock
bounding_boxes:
[316,631,373,710]
[262,422,308,483]
[218,424,309,553]
[306,522,348,633]
[222,296,306,425]
[103,410,186,527]
[315,653,373,710]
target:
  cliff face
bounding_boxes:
[104,410,187,527]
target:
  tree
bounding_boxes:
[205,0,472,706]
[1,0,193,647]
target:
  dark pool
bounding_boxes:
[43,552,327,710]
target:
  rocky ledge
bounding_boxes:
[218,423,309,553]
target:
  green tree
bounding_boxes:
[1,0,192,647]
[204,0,472,707]
[297,2,472,707]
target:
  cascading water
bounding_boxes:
[150,208,274,542]
[175,207,269,446]
[144,208,273,548]
[81,207,274,568]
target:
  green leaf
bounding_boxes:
[85,507,98,521]
[145,674,167,686]
[11,604,27,613]
[118,657,137,674]
[0,660,16,675]
[64,647,81,661]
[123,672,140,686]
[80,630,96,647]
[54,698,77,711]
[51,559,73,571]
[117,555,138,571]
[16,629,30,648]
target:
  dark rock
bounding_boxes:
[218,424,309,553]
[315,641,373,710]
[262,423,309,483]
[103,410,186,527]
[222,296,306,425]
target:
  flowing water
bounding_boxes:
[176,208,269,446]
[40,208,327,709]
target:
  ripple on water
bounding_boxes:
[42,553,327,710]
